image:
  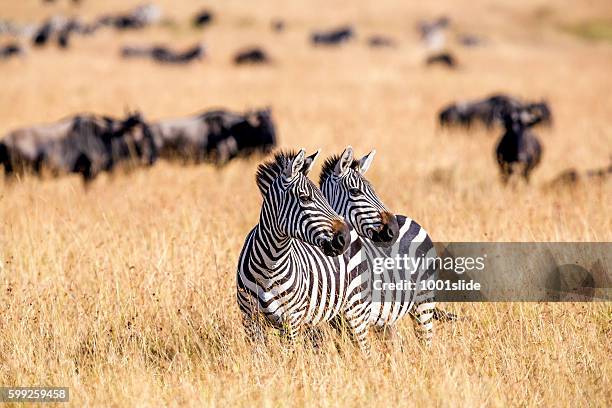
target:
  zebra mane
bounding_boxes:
[319,154,360,185]
[256,149,299,194]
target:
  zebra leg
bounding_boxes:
[278,322,301,356]
[280,322,299,344]
[373,325,404,353]
[241,312,267,346]
[410,300,436,346]
[344,310,371,356]
[238,291,268,346]
[432,307,458,322]
[304,326,326,350]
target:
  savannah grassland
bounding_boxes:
[0,0,611,406]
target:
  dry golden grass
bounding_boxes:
[1,0,611,406]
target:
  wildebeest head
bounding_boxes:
[115,111,145,134]
[524,101,552,126]
[501,107,542,133]
[111,111,158,166]
[233,108,277,152]
[439,104,461,127]
[439,102,471,127]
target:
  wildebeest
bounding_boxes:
[1,112,157,182]
[151,108,276,165]
[0,43,24,59]
[311,26,354,45]
[523,101,552,126]
[426,52,457,68]
[418,16,450,51]
[97,3,161,30]
[271,19,285,33]
[457,34,484,47]
[56,19,88,49]
[32,5,158,48]
[41,112,157,181]
[495,108,543,183]
[547,159,612,188]
[367,35,396,48]
[42,0,82,3]
[233,47,270,65]
[439,93,552,129]
[0,19,33,37]
[32,17,62,46]
[31,16,99,49]
[193,10,213,28]
[121,43,205,64]
[1,115,75,176]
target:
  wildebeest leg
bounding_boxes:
[2,168,13,180]
[0,143,13,179]
[2,164,14,181]
[500,167,511,185]
[522,164,532,183]
[33,153,45,176]
[73,153,94,183]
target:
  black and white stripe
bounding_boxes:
[236,149,373,352]
[319,147,442,345]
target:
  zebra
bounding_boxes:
[319,146,456,345]
[236,149,374,353]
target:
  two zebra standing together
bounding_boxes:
[236,147,452,354]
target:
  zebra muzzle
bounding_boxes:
[322,219,350,256]
[369,211,399,247]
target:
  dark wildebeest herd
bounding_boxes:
[1,3,609,188]
[121,43,205,64]
[0,4,161,57]
[417,16,484,69]
[0,3,284,183]
[0,5,475,64]
[437,92,609,185]
[0,108,276,183]
[439,93,550,182]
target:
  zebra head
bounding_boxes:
[256,149,351,256]
[319,146,399,247]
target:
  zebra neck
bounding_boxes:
[253,223,296,271]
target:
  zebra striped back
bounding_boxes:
[320,147,437,343]
[236,149,373,351]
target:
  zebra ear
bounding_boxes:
[357,150,376,174]
[301,149,320,176]
[284,148,306,179]
[334,146,353,176]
